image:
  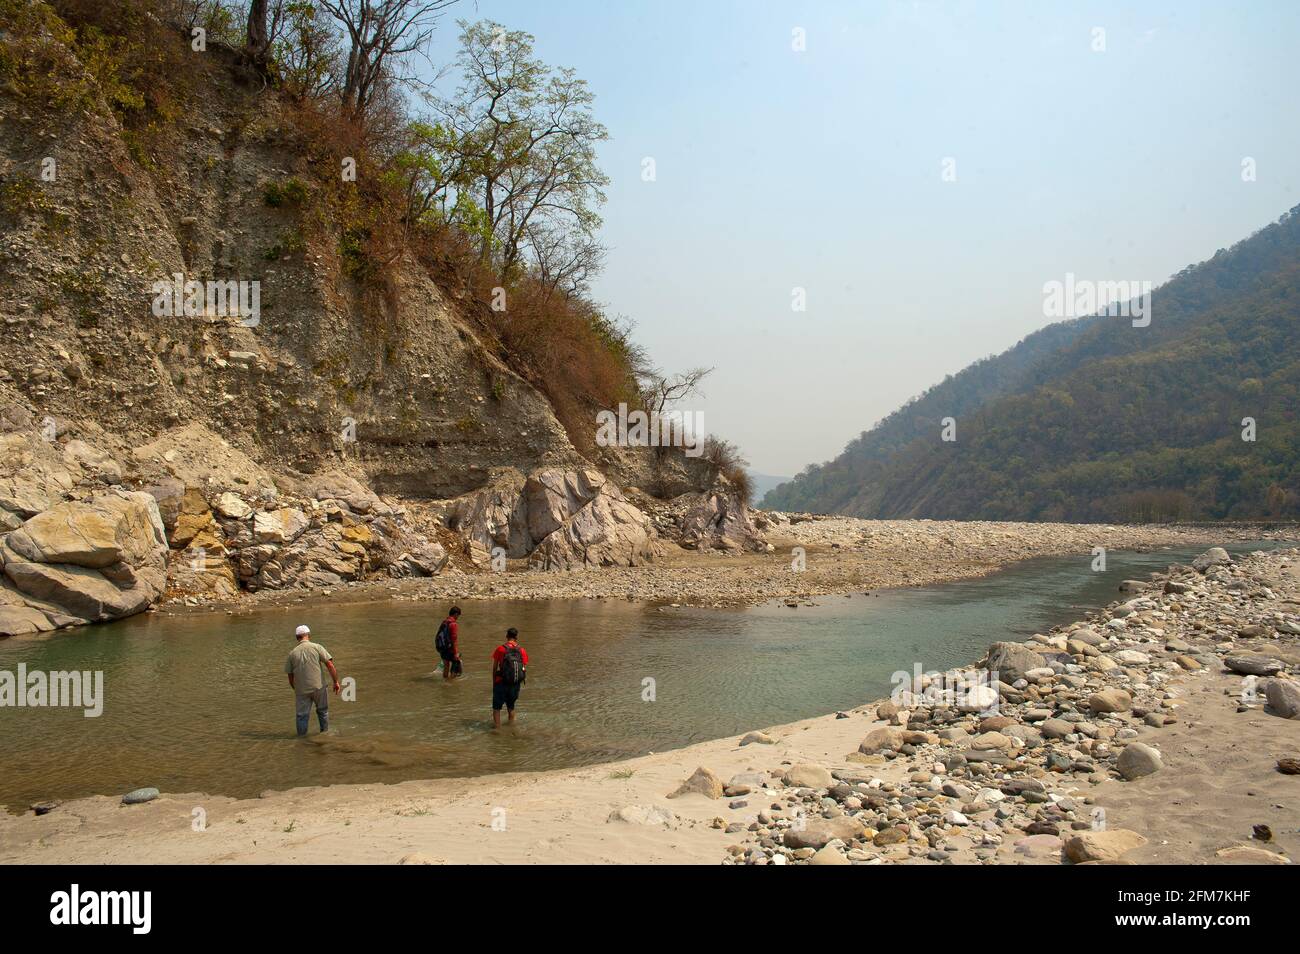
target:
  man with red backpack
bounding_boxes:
[435,606,462,680]
[491,628,529,727]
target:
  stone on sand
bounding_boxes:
[1014,833,1062,859]
[808,843,851,865]
[1265,679,1300,719]
[1224,656,1284,677]
[1040,718,1075,739]
[872,827,908,846]
[1088,688,1132,713]
[1117,742,1163,780]
[783,816,865,849]
[667,766,723,799]
[1064,829,1148,863]
[1113,650,1151,665]
[979,715,1016,732]
[608,805,677,826]
[876,699,903,720]
[783,763,833,789]
[859,726,904,754]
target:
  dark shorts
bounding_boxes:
[439,649,455,663]
[492,682,521,711]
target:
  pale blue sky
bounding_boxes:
[422,0,1300,475]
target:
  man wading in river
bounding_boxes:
[436,606,462,680]
[491,628,529,727]
[284,625,341,736]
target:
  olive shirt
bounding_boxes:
[284,640,333,693]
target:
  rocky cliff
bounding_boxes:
[0,19,760,635]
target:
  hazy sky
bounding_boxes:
[421,0,1300,476]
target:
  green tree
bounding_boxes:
[433,19,609,290]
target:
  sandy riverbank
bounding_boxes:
[3,544,1297,865]
[160,518,1294,618]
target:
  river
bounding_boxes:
[0,542,1281,810]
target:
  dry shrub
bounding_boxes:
[411,220,644,453]
[495,281,641,450]
[702,437,753,504]
[48,0,212,128]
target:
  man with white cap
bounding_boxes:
[283,624,341,736]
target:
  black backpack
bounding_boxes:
[435,619,453,654]
[498,644,525,685]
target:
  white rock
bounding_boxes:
[956,684,999,713]
[1114,649,1151,665]
[215,492,252,519]
[607,805,677,826]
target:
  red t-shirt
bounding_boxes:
[443,618,459,655]
[492,642,528,684]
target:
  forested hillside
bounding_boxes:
[764,206,1300,521]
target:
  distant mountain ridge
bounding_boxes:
[763,206,1300,521]
[748,473,792,500]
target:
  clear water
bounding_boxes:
[0,542,1282,810]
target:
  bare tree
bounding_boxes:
[642,367,713,416]
[525,221,605,298]
[319,0,457,122]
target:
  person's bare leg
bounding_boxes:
[507,707,517,723]
[492,708,502,728]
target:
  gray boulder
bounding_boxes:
[1192,547,1232,572]
[676,479,765,553]
[1264,679,1300,719]
[529,480,661,570]
[984,641,1047,682]
[782,815,865,849]
[1224,655,1284,677]
[446,467,661,569]
[1117,741,1163,780]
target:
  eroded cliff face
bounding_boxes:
[444,467,662,570]
[0,30,761,635]
[0,402,764,636]
[0,50,584,498]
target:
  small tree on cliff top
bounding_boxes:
[432,19,609,289]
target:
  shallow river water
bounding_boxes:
[0,542,1281,809]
